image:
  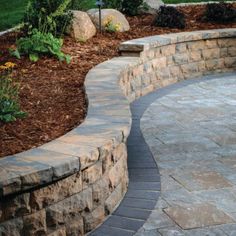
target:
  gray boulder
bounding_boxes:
[87,9,130,32]
[69,11,96,41]
[143,0,164,14]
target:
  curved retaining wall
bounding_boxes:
[0,29,235,236]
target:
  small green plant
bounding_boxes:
[103,16,121,32]
[10,29,71,63]
[25,0,72,36]
[0,62,26,123]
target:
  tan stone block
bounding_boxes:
[189,51,202,62]
[132,65,143,77]
[169,65,181,78]
[220,48,228,57]
[84,206,105,233]
[64,215,84,236]
[82,161,102,187]
[23,210,47,236]
[198,61,206,72]
[181,63,199,76]
[0,218,24,236]
[146,50,155,59]
[202,48,220,60]
[1,193,30,221]
[205,59,224,70]
[156,68,170,80]
[102,152,113,174]
[228,47,236,57]
[141,74,151,86]
[225,57,236,68]
[143,62,153,73]
[105,183,123,215]
[108,157,126,189]
[205,39,217,48]
[112,143,127,164]
[154,48,161,57]
[218,38,236,48]
[30,173,82,210]
[173,53,189,65]
[46,188,93,228]
[166,56,174,66]
[48,227,66,236]
[187,41,205,51]
[175,43,187,53]
[161,45,176,56]
[152,57,167,69]
[92,175,110,207]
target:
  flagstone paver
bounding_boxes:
[139,73,236,235]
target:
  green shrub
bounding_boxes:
[0,64,26,123]
[122,0,143,16]
[103,0,123,11]
[11,29,71,63]
[24,0,72,36]
[103,0,143,16]
[203,2,236,23]
[154,6,185,29]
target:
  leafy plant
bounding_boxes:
[202,2,236,23]
[0,63,26,123]
[11,29,71,63]
[24,0,72,36]
[70,0,96,10]
[154,6,186,29]
[122,0,144,16]
[103,16,121,32]
[103,0,143,16]
[103,0,123,11]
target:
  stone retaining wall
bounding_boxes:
[0,29,235,236]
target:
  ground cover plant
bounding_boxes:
[1,3,236,158]
[11,29,71,63]
[0,62,26,122]
[154,6,186,29]
[203,2,236,23]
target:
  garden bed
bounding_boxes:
[1,4,236,158]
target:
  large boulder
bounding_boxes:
[87,9,130,32]
[69,11,96,41]
[143,0,164,14]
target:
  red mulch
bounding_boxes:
[1,5,236,158]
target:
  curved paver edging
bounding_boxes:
[0,28,235,235]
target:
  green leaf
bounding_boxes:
[29,53,39,62]
[9,48,21,59]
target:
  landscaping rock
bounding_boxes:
[87,9,130,32]
[143,0,164,14]
[69,11,96,41]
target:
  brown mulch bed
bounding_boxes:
[1,5,236,158]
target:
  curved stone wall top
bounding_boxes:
[119,28,236,54]
[0,57,138,197]
[0,28,235,198]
